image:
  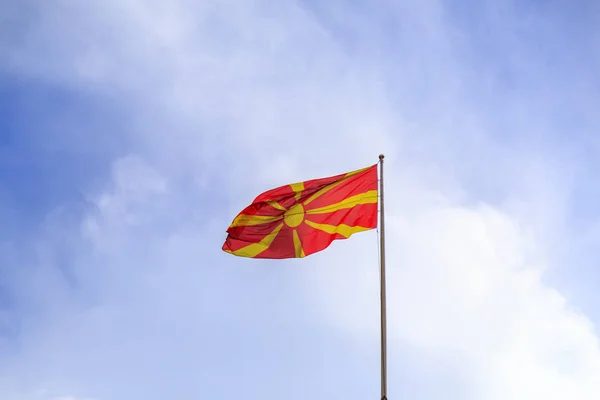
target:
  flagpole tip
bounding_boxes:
[379,154,385,160]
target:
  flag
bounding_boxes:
[222,164,378,259]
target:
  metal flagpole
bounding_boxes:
[378,154,388,400]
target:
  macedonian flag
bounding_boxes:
[222,164,379,259]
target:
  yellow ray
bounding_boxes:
[303,166,373,206]
[290,182,304,201]
[306,190,378,215]
[266,200,287,211]
[305,220,372,238]
[224,223,284,257]
[292,229,306,258]
[230,214,283,227]
[344,165,373,177]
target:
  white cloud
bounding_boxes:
[2,0,599,399]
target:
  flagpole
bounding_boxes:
[378,154,388,400]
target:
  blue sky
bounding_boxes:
[2,0,600,399]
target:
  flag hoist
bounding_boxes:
[223,155,388,400]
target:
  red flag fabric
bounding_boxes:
[222,165,378,259]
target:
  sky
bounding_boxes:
[2,0,600,399]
